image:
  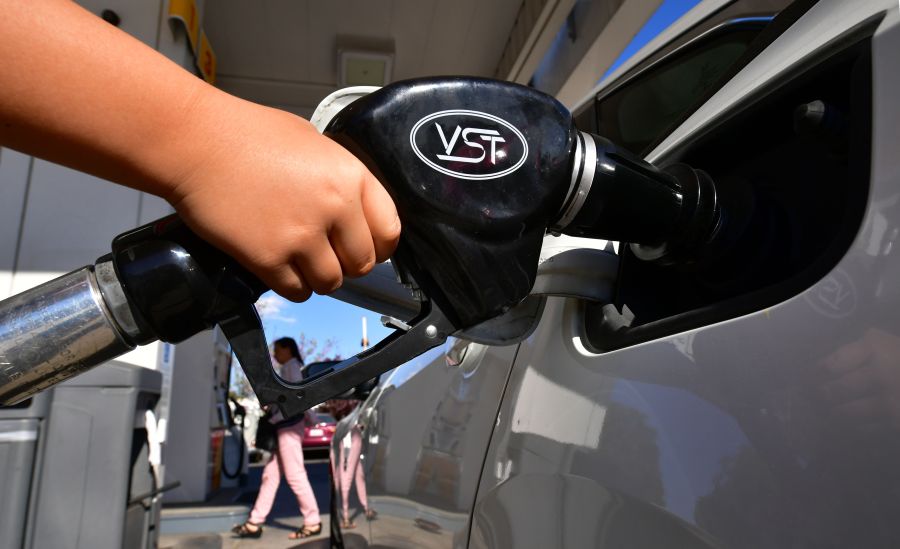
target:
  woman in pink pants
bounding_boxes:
[232,338,322,540]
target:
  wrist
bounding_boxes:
[147,81,234,205]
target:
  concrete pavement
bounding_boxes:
[161,456,360,549]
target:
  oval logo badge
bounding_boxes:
[409,109,529,180]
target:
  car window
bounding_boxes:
[586,28,874,351]
[595,24,764,155]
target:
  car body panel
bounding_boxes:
[332,339,520,548]
[470,1,900,548]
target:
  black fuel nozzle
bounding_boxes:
[551,132,722,265]
[324,77,724,329]
[108,216,268,346]
[0,77,728,413]
[325,77,576,328]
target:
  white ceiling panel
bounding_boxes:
[389,0,437,80]
[305,1,342,83]
[460,0,526,77]
[337,0,394,36]
[204,0,527,112]
[422,0,479,75]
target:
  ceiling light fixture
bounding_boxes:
[337,36,395,87]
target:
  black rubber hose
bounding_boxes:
[221,400,246,480]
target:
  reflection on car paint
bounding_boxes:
[332,341,519,547]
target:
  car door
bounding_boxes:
[471,0,900,548]
[331,337,521,548]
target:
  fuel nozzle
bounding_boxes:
[324,77,724,330]
[552,132,722,265]
[0,76,727,416]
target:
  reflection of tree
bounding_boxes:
[295,332,341,363]
[572,400,665,507]
[229,368,255,400]
[691,324,900,549]
[694,446,792,549]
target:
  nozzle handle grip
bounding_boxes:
[111,215,267,344]
[110,215,456,418]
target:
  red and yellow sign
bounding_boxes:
[197,31,217,84]
[167,0,200,52]
[167,0,216,84]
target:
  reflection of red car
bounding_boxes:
[301,413,336,448]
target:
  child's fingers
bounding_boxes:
[360,174,401,263]
[257,261,313,303]
[330,207,377,279]
[291,235,345,295]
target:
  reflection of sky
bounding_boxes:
[612,381,749,523]
[531,0,702,91]
[512,367,606,449]
[384,344,447,389]
[599,0,703,83]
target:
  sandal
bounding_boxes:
[289,523,322,539]
[341,518,357,529]
[231,522,263,538]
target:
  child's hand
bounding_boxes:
[168,96,400,302]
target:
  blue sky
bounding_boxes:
[255,290,395,361]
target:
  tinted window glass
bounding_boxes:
[304,360,340,378]
[596,27,760,154]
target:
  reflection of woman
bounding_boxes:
[232,337,321,540]
[340,426,376,528]
[325,399,376,529]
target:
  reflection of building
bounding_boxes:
[366,388,394,492]
[412,372,476,501]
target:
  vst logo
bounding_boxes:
[410,110,528,180]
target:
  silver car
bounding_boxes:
[330,0,900,546]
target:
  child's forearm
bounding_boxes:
[0,0,215,200]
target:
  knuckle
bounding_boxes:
[254,251,284,273]
[284,287,311,303]
[355,259,376,277]
[275,278,310,303]
[345,251,376,277]
[313,272,343,295]
[386,217,402,241]
[294,287,313,302]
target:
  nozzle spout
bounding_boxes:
[554,132,721,264]
[0,265,134,404]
